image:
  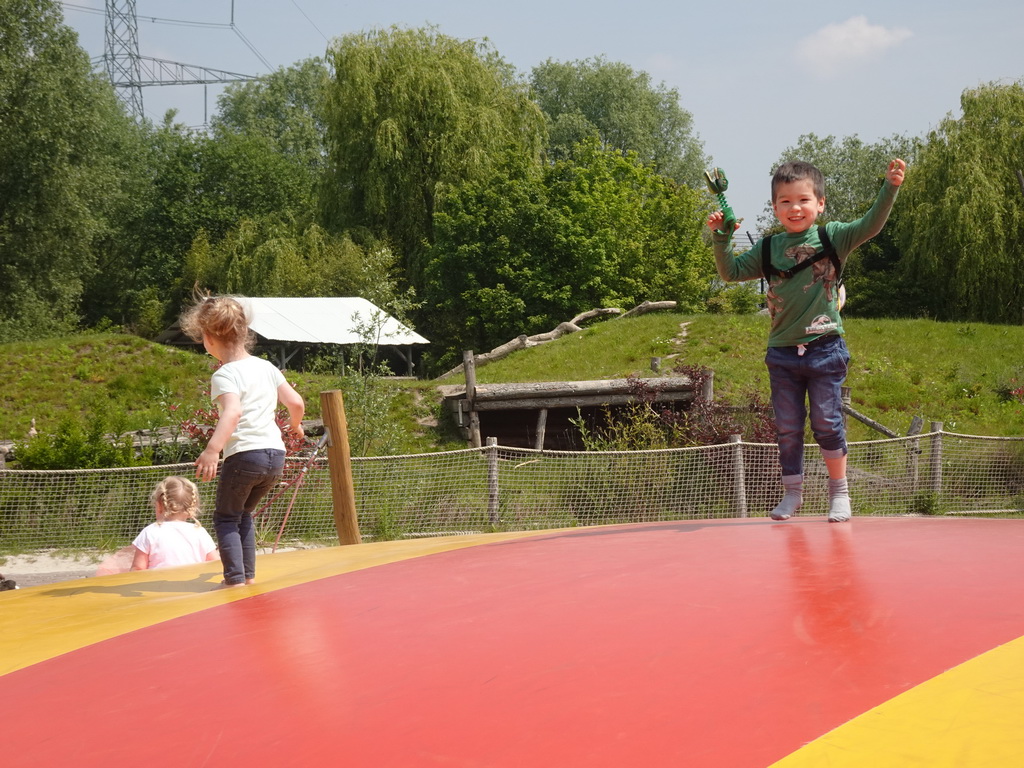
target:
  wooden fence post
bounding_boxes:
[486,436,500,525]
[929,421,944,497]
[320,390,361,545]
[729,434,748,518]
[906,415,924,494]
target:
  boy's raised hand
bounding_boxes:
[886,158,906,187]
[706,210,739,234]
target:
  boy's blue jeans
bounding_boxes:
[214,448,285,585]
[765,335,850,477]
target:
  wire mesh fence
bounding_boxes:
[2,429,1023,555]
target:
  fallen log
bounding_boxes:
[436,301,677,379]
[620,300,677,319]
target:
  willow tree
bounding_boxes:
[320,26,546,292]
[183,218,401,308]
[898,82,1024,324]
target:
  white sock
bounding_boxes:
[828,477,852,522]
[771,475,803,520]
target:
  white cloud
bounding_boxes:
[797,16,912,78]
[644,53,680,81]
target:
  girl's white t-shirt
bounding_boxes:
[210,356,286,458]
[132,520,217,569]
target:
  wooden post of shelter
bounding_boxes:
[463,350,482,448]
[701,370,714,402]
[320,390,362,545]
[534,409,548,451]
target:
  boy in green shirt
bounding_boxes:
[708,158,905,522]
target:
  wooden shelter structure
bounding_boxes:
[439,354,710,449]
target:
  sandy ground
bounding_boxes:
[0,551,104,589]
[0,546,309,589]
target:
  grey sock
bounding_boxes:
[828,477,852,523]
[771,475,803,520]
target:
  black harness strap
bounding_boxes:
[761,225,842,284]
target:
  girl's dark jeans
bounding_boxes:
[214,448,284,585]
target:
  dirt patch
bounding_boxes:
[1,551,101,589]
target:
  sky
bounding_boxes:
[61,0,1024,227]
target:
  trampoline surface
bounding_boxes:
[3,516,1024,767]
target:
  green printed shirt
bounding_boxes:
[712,181,900,347]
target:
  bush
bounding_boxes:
[13,413,145,470]
[706,282,763,315]
[572,365,776,451]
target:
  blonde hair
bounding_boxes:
[179,295,254,351]
[150,476,202,524]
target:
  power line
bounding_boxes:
[62,3,105,17]
[290,0,329,43]
[65,2,272,74]
[230,23,272,71]
[94,1,262,123]
[64,3,233,30]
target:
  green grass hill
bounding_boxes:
[3,314,1024,452]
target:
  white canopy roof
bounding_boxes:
[238,297,429,346]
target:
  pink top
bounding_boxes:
[132,520,217,569]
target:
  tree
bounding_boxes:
[183,217,404,307]
[897,82,1024,323]
[98,116,316,334]
[0,0,133,341]
[78,117,163,334]
[769,133,916,226]
[769,132,921,318]
[422,139,715,370]
[320,26,546,291]
[212,57,328,184]
[530,56,709,188]
[85,59,335,336]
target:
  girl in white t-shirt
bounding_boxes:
[131,476,219,570]
[179,296,305,587]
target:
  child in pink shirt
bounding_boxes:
[131,476,219,570]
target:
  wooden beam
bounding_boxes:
[472,391,697,411]
[840,403,899,439]
[471,377,694,402]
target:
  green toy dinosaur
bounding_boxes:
[704,167,738,234]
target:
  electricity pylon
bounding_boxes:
[103,0,257,122]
